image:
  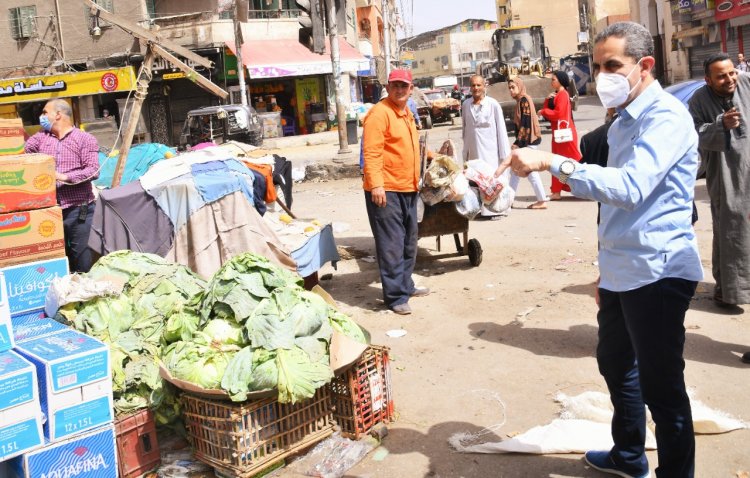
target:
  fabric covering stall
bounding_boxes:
[88,146,296,279]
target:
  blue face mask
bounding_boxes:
[39,114,52,132]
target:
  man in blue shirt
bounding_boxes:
[509,22,702,478]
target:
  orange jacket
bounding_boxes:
[362,98,420,192]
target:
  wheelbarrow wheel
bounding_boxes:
[468,238,482,266]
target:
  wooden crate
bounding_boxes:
[115,409,161,478]
[181,387,334,478]
[328,345,395,439]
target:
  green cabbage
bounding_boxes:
[163,334,239,389]
[202,318,245,346]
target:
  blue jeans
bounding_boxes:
[364,191,418,308]
[62,203,95,273]
[597,278,697,478]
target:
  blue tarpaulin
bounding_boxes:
[95,143,176,188]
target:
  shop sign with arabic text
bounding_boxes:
[715,0,750,21]
[0,67,136,104]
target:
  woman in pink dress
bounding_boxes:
[538,71,582,200]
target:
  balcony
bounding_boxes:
[246,8,301,20]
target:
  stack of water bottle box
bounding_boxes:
[0,266,117,476]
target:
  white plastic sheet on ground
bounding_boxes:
[449,390,747,455]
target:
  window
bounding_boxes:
[9,5,36,40]
[459,52,473,62]
[440,55,448,65]
[437,36,444,45]
[86,0,114,29]
[476,51,491,61]
[145,0,156,19]
[412,62,418,70]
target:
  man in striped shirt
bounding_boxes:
[25,99,100,272]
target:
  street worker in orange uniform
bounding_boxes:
[362,69,432,315]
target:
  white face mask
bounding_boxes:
[596,59,643,108]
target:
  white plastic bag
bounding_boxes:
[455,186,482,219]
[445,173,469,202]
[464,159,505,203]
[484,170,514,214]
[44,274,124,317]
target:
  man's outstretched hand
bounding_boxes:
[509,147,552,177]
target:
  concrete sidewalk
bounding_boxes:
[262,128,363,181]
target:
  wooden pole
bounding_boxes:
[111,46,156,188]
[152,45,228,99]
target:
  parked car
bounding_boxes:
[664,79,705,106]
[665,79,706,178]
[421,88,461,127]
[179,104,263,149]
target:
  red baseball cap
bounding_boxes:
[388,69,412,85]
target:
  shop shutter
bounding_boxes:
[725,24,740,60]
[743,25,750,55]
[688,43,721,79]
[9,6,36,40]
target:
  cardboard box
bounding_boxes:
[0,206,65,268]
[11,309,69,343]
[9,424,118,478]
[1,257,69,315]
[14,329,113,442]
[0,118,25,157]
[0,350,44,462]
[0,271,13,352]
[0,153,56,213]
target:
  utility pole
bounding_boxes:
[382,0,392,80]
[53,0,65,61]
[581,3,593,92]
[326,0,350,154]
[234,0,248,106]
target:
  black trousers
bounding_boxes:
[62,203,95,273]
[364,191,418,308]
[597,277,697,478]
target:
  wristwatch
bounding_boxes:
[559,160,576,184]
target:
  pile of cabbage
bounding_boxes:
[162,252,367,403]
[56,251,205,423]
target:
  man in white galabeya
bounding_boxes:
[510,21,702,477]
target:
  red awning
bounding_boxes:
[226,38,369,79]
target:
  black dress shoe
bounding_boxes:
[742,352,750,364]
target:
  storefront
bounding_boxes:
[0,67,137,140]
[226,38,369,136]
[150,47,224,145]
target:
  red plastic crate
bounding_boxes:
[115,409,161,478]
[328,345,395,439]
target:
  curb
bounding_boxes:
[303,158,362,181]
